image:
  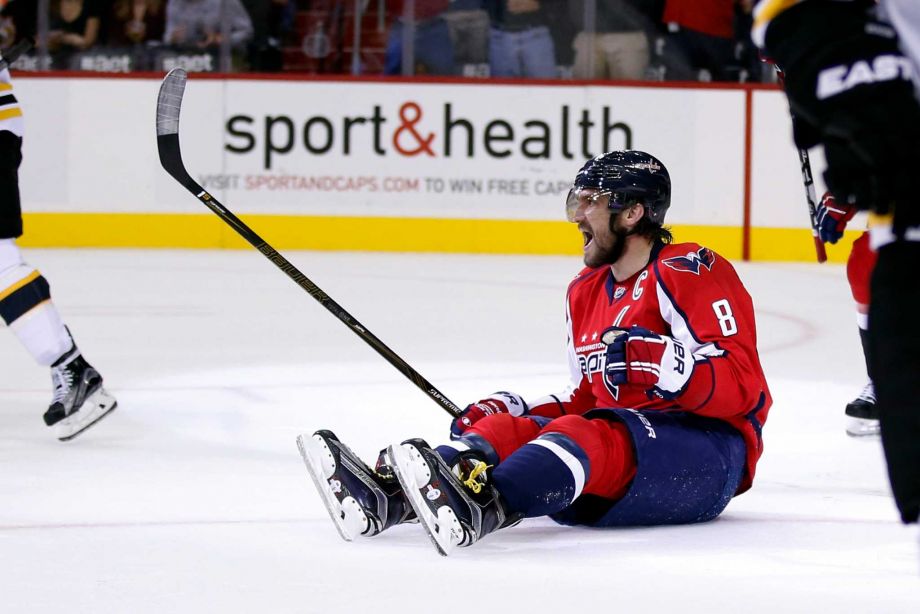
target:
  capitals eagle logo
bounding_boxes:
[662,247,716,275]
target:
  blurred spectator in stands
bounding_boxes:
[569,0,659,81]
[384,1,455,76]
[730,0,764,82]
[660,0,739,81]
[106,0,166,47]
[48,0,103,68]
[0,15,11,49]
[443,1,489,76]
[544,0,577,78]
[0,0,37,48]
[486,0,558,79]
[299,1,346,74]
[163,0,254,51]
[242,0,295,72]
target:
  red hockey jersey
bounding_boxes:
[529,242,771,493]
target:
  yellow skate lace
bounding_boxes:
[462,461,492,494]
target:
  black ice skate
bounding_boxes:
[296,430,416,542]
[43,346,117,441]
[388,439,520,556]
[845,382,880,437]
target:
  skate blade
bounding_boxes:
[295,434,368,542]
[55,388,117,442]
[387,443,460,557]
[846,417,881,438]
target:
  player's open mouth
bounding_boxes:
[581,229,594,248]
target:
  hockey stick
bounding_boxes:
[795,145,827,263]
[155,68,461,418]
[774,65,827,263]
[0,37,35,72]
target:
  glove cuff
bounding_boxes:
[490,391,529,417]
[653,336,693,397]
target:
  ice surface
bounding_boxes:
[1,249,917,613]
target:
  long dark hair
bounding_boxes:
[634,217,674,244]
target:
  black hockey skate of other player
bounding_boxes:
[299,151,772,556]
[0,47,116,440]
[753,0,920,523]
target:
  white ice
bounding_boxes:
[1,249,917,613]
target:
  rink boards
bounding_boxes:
[13,74,862,261]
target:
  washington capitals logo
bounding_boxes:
[662,247,716,275]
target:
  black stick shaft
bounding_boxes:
[156,69,461,418]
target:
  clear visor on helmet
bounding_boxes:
[565,188,628,222]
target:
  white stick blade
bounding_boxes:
[156,68,188,136]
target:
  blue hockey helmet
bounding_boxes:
[565,150,671,224]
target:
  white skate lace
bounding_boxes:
[50,365,74,405]
[856,382,876,404]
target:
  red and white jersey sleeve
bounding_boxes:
[652,243,770,421]
[527,242,772,490]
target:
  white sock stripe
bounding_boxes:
[7,304,71,366]
[529,439,586,499]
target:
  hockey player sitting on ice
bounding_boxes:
[299,151,772,556]
[814,190,879,437]
[0,47,116,440]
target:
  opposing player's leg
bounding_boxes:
[0,131,116,440]
[845,233,879,437]
[0,244,116,441]
[297,430,416,541]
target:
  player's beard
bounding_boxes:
[583,213,629,268]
